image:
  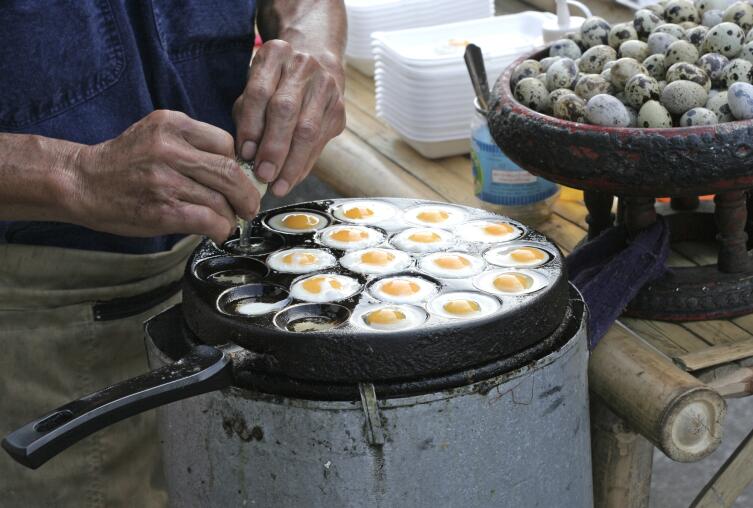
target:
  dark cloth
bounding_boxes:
[0,0,256,253]
[567,217,670,349]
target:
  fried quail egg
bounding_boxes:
[456,220,523,243]
[318,225,383,250]
[356,305,427,332]
[267,248,336,274]
[339,248,412,275]
[290,274,360,303]
[266,211,328,233]
[331,200,398,224]
[404,205,466,227]
[391,227,454,253]
[428,292,500,320]
[368,276,437,304]
[474,269,548,296]
[419,252,485,279]
[484,245,552,268]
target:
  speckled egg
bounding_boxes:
[574,73,613,100]
[679,107,718,125]
[614,90,629,105]
[696,0,729,16]
[514,77,550,112]
[540,56,562,71]
[581,17,612,48]
[511,60,541,89]
[665,0,699,23]
[565,31,587,52]
[550,39,582,59]
[610,57,649,90]
[666,62,712,90]
[658,80,668,93]
[745,28,753,44]
[722,58,753,86]
[586,94,632,126]
[706,90,736,121]
[697,52,730,85]
[660,79,709,114]
[638,100,674,127]
[647,32,678,55]
[728,81,753,118]
[620,40,650,60]
[645,3,667,17]
[664,40,700,65]
[653,23,687,40]
[546,57,579,90]
[553,93,588,122]
[685,26,709,48]
[601,67,612,82]
[703,22,745,58]
[740,41,753,62]
[609,23,639,48]
[702,9,724,27]
[535,73,548,87]
[723,2,753,32]
[643,54,667,80]
[626,105,639,126]
[579,45,617,73]
[624,73,661,108]
[549,87,576,105]
[634,9,663,39]
[679,21,699,30]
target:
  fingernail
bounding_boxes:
[241,141,257,160]
[272,179,290,196]
[257,161,276,182]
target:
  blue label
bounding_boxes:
[471,125,558,206]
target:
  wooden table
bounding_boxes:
[312,65,753,508]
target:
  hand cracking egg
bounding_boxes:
[332,200,398,224]
[267,248,336,274]
[339,248,412,275]
[356,304,427,331]
[318,225,384,250]
[428,292,500,320]
[474,269,548,296]
[266,211,328,233]
[290,274,360,303]
[456,220,523,243]
[391,227,454,253]
[368,276,437,304]
[404,205,466,227]
[419,252,485,278]
[484,244,552,268]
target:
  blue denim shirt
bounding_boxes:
[0,0,256,253]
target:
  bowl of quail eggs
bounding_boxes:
[487,0,753,196]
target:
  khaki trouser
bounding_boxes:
[0,236,199,508]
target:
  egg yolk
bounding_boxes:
[282,252,317,265]
[408,231,441,243]
[381,279,420,296]
[361,250,395,266]
[493,273,532,293]
[443,299,481,315]
[433,255,470,270]
[302,276,342,294]
[417,210,450,223]
[365,308,406,325]
[484,223,515,236]
[330,228,369,243]
[344,206,374,220]
[510,247,547,263]
[282,213,320,230]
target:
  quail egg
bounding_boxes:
[645,3,667,17]
[391,227,454,253]
[428,292,500,320]
[574,74,613,100]
[647,32,679,55]
[318,225,383,250]
[660,79,709,114]
[553,93,588,121]
[514,77,550,112]
[679,21,700,30]
[634,9,663,39]
[581,17,612,47]
[546,57,579,90]
[696,0,728,16]
[697,52,729,85]
[266,211,329,233]
[741,41,753,64]
[579,45,617,73]
[665,40,700,66]
[723,1,753,32]
[290,274,361,303]
[484,245,552,268]
[474,269,548,296]
[455,220,523,243]
[619,40,651,61]
[609,23,639,49]
[332,200,398,224]
[511,60,541,89]
[369,276,437,304]
[728,81,753,118]
[357,305,427,332]
[666,62,712,90]
[624,73,661,108]
[549,87,576,105]
[653,23,687,40]
[664,0,700,23]
[419,252,485,279]
[706,90,736,121]
[549,38,582,59]
[586,94,632,126]
[638,100,674,127]
[540,56,563,71]
[267,248,337,274]
[703,22,745,57]
[747,27,753,44]
[679,106,719,125]
[339,248,412,275]
[626,105,639,126]
[610,58,648,90]
[404,204,466,227]
[722,58,753,86]
[685,26,709,48]
[702,9,724,27]
[643,53,668,80]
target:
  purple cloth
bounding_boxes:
[567,217,670,349]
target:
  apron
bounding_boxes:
[0,235,200,508]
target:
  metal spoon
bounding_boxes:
[464,43,490,112]
[236,160,268,250]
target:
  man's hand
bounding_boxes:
[233,39,346,197]
[70,110,261,244]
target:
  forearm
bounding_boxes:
[0,133,79,222]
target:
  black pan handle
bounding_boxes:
[2,345,232,469]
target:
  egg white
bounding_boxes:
[267,248,336,274]
[404,204,466,227]
[266,211,329,234]
[331,200,398,224]
[339,248,412,275]
[418,252,485,279]
[354,304,427,332]
[368,276,437,304]
[428,291,500,320]
[390,227,454,253]
[318,225,384,250]
[290,274,361,303]
[233,299,289,316]
[473,269,548,296]
[484,244,552,268]
[456,220,523,243]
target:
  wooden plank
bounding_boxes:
[673,241,718,266]
[536,213,586,254]
[691,426,753,508]
[621,318,709,356]
[684,320,753,347]
[674,340,753,372]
